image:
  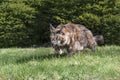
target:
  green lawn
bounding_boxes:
[0,46,120,80]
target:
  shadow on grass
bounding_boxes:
[16,53,67,64]
[16,46,120,64]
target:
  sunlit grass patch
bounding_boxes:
[0,46,120,80]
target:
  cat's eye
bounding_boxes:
[56,30,65,35]
[61,32,65,35]
[56,31,60,34]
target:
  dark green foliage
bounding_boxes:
[0,0,36,47]
[0,0,119,47]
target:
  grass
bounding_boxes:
[0,45,120,80]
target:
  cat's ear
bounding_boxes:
[50,23,55,32]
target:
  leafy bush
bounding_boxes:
[0,0,119,47]
[0,1,36,47]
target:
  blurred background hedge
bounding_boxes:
[0,0,119,47]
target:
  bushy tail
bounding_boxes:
[94,35,104,46]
